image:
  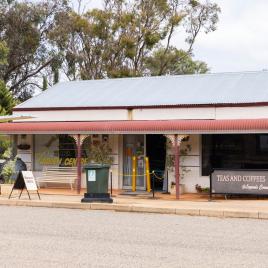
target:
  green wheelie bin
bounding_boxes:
[81,164,113,203]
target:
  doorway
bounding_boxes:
[123,134,146,190]
[146,135,166,191]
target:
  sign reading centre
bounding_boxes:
[211,170,268,195]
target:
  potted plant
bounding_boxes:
[170,181,185,195]
[17,134,30,150]
[17,144,31,150]
[89,142,114,165]
[195,184,210,194]
[166,139,192,195]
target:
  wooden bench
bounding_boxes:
[36,167,77,190]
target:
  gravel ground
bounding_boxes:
[0,206,268,268]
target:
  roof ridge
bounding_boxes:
[56,70,268,84]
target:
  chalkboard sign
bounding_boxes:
[9,171,40,200]
[210,169,268,196]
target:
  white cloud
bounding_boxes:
[189,0,268,72]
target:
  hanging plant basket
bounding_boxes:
[17,144,31,150]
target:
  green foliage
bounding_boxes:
[2,146,11,159]
[146,47,209,75]
[0,0,69,100]
[0,80,15,115]
[166,139,192,179]
[50,0,219,80]
[195,184,210,193]
[0,0,220,97]
[0,136,11,159]
[89,143,113,166]
[1,157,16,184]
[0,41,9,65]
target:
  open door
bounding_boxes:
[123,134,146,190]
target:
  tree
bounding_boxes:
[145,47,209,75]
[0,0,69,100]
[0,80,15,115]
[50,0,220,80]
[0,39,15,115]
[42,76,48,91]
[0,0,220,99]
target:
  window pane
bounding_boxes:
[202,134,268,176]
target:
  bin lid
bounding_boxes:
[84,164,110,169]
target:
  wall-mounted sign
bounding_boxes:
[211,169,268,196]
[87,170,96,182]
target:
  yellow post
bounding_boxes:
[145,157,151,192]
[132,156,136,192]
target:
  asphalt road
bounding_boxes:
[0,206,268,268]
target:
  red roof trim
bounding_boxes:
[1,119,268,134]
[12,102,268,112]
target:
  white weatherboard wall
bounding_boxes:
[107,135,120,190]
[167,135,209,193]
[13,105,268,122]
[13,110,129,122]
[215,106,268,119]
[133,108,216,120]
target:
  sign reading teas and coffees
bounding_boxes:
[211,170,268,195]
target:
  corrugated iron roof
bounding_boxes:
[15,71,268,110]
[1,119,268,134]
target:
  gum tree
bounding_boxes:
[0,0,69,100]
[50,0,220,80]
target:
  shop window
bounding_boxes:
[59,135,76,167]
[202,134,268,176]
[59,135,91,167]
[34,134,105,170]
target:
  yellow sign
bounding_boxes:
[36,151,89,167]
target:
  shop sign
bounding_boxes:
[22,171,38,191]
[211,170,268,195]
[9,171,40,200]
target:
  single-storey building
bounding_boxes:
[1,71,268,198]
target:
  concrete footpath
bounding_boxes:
[1,193,268,220]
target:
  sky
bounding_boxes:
[80,0,268,73]
[190,0,268,72]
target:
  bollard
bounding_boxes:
[145,157,151,192]
[132,156,136,192]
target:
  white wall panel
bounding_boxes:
[216,106,268,119]
[133,107,215,120]
[14,110,129,122]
